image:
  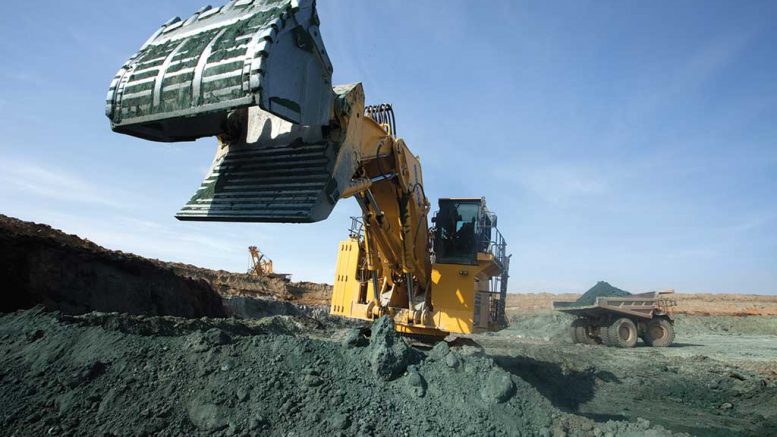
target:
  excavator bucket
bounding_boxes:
[174,84,364,223]
[107,0,362,223]
[174,106,350,223]
[106,0,333,142]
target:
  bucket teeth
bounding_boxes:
[174,84,366,224]
[176,141,339,223]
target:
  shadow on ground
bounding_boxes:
[493,354,625,421]
[632,342,704,348]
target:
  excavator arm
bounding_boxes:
[184,83,435,321]
[106,0,433,315]
[345,104,433,318]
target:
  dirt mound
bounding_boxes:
[0,214,225,318]
[0,214,332,317]
[0,308,680,436]
[507,312,576,342]
[4,214,769,435]
[575,281,631,306]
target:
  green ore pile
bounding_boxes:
[0,309,680,437]
[575,282,632,306]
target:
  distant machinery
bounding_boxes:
[248,246,290,281]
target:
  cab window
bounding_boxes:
[434,200,480,265]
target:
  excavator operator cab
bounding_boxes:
[433,198,499,265]
[429,197,510,333]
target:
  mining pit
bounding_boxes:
[1,215,775,436]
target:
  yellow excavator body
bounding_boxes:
[107,0,510,338]
[333,252,503,336]
[330,196,509,337]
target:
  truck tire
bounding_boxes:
[643,318,675,347]
[570,319,598,345]
[605,318,638,348]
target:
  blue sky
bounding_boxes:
[1,1,775,293]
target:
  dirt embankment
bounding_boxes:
[0,215,225,318]
[0,215,332,318]
[506,292,777,316]
[168,263,332,306]
[0,214,685,436]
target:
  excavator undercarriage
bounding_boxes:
[107,0,510,337]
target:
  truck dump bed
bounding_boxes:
[553,291,676,319]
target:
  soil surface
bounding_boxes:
[485,312,777,436]
[0,309,682,437]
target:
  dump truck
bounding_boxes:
[553,291,677,348]
[106,0,510,338]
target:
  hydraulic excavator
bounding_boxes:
[248,246,274,277]
[248,245,291,281]
[106,0,510,338]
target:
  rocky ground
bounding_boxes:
[1,214,775,436]
[1,307,686,437]
[481,312,777,436]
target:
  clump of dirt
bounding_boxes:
[0,308,680,436]
[575,281,631,306]
[365,316,421,380]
